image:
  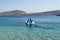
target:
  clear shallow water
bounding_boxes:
[0,16,60,40]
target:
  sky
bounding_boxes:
[0,0,60,13]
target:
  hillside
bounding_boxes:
[31,10,60,16]
[0,10,60,16]
[0,10,28,16]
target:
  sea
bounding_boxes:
[0,16,60,40]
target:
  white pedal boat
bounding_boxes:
[25,20,34,25]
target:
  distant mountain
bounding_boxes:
[0,10,60,16]
[0,10,28,16]
[31,10,60,16]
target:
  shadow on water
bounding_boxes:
[2,23,55,30]
[25,24,55,29]
[34,24,55,29]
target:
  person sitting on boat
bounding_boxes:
[27,19,29,25]
[29,19,32,24]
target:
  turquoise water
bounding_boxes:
[0,16,60,40]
